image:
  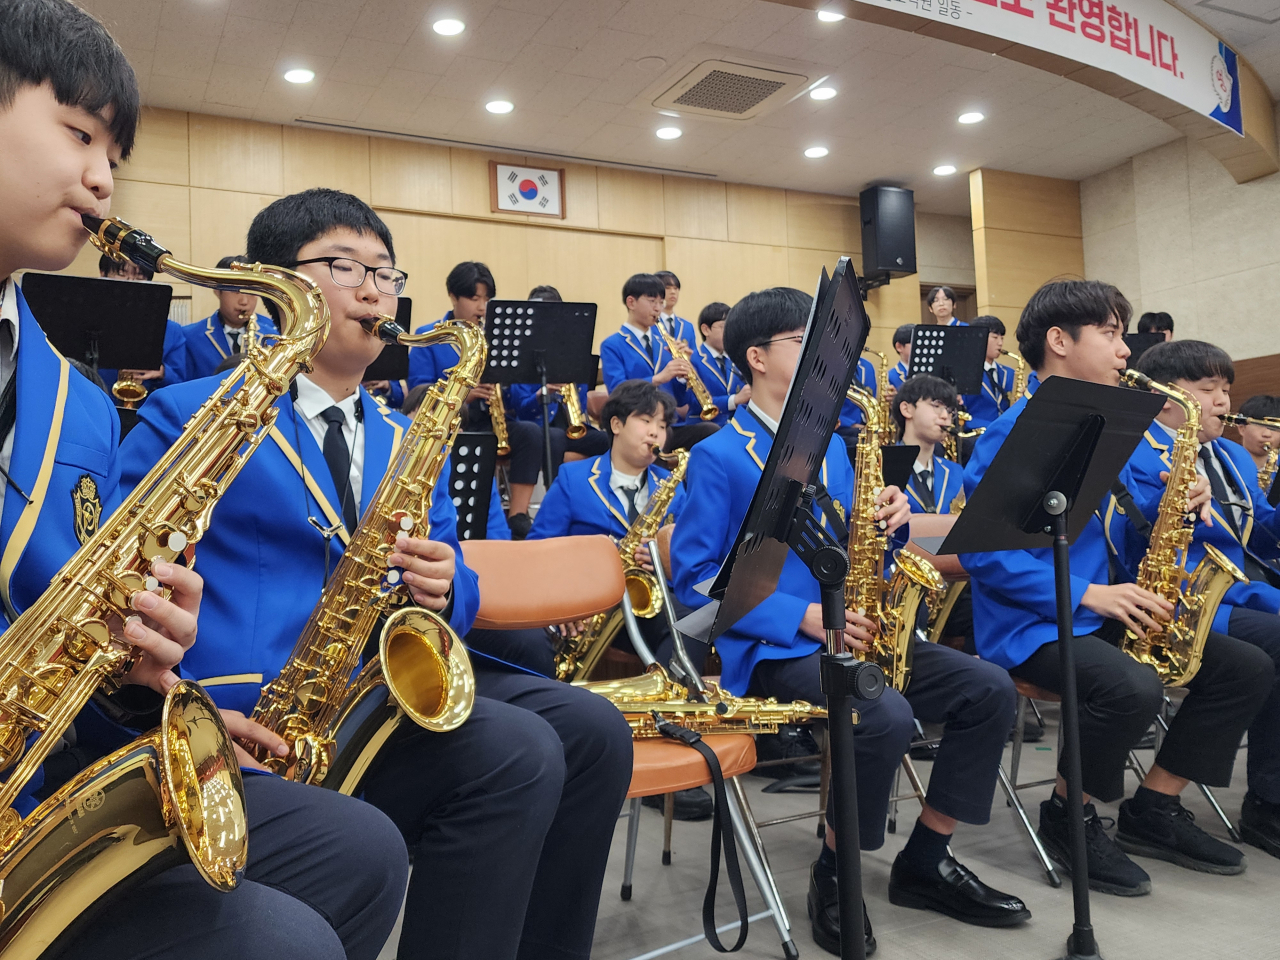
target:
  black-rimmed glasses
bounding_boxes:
[756,334,804,347]
[292,257,408,296]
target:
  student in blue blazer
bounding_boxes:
[962,280,1273,895]
[671,287,1028,955]
[833,356,878,463]
[888,324,913,390]
[685,301,750,426]
[926,285,968,326]
[1121,340,1280,859]
[0,12,408,959]
[655,270,699,353]
[123,189,631,960]
[95,254,191,391]
[959,315,1016,429]
[600,273,718,450]
[181,256,279,380]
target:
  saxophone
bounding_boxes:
[656,325,719,421]
[863,347,892,428]
[553,447,689,682]
[1000,348,1030,400]
[488,386,511,456]
[1220,414,1280,492]
[844,385,946,692]
[1119,370,1246,685]
[252,312,482,793]
[0,214,330,955]
[560,384,588,439]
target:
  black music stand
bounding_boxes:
[1123,333,1165,368]
[882,445,919,493]
[451,432,498,541]
[908,325,986,395]
[932,375,1163,960]
[363,297,412,385]
[686,258,886,960]
[482,300,597,485]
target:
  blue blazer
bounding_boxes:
[1124,424,1280,632]
[406,314,461,390]
[888,360,908,390]
[959,375,1158,669]
[98,318,190,392]
[660,315,698,355]
[182,312,279,381]
[905,453,964,515]
[687,344,746,427]
[670,407,853,695]
[119,377,480,716]
[838,357,877,429]
[961,363,1015,429]
[509,382,591,426]
[528,453,685,541]
[600,326,690,421]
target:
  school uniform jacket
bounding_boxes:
[670,407,853,695]
[888,360,908,390]
[508,382,591,426]
[905,453,964,515]
[119,376,480,717]
[961,363,1015,429]
[959,374,1159,670]
[406,314,460,390]
[527,453,686,541]
[660,314,698,355]
[838,357,878,429]
[98,318,190,392]
[1124,425,1280,633]
[600,327,691,423]
[687,343,746,427]
[182,312,279,381]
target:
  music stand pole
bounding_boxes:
[535,352,557,486]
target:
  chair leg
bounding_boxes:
[1008,695,1028,795]
[888,759,902,834]
[997,764,1062,887]
[727,778,798,960]
[1196,781,1243,842]
[662,793,674,866]
[1027,697,1046,732]
[622,797,641,901]
[730,778,788,927]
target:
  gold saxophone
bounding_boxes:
[1000,348,1030,399]
[253,312,482,793]
[1220,414,1280,491]
[862,347,892,429]
[1119,370,1247,685]
[577,665,828,737]
[560,384,588,439]
[488,385,511,456]
[553,447,688,682]
[0,214,331,954]
[844,385,946,692]
[656,325,719,421]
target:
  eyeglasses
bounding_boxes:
[756,335,804,347]
[292,257,408,296]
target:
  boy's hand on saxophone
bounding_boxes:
[389,534,456,610]
[123,560,202,694]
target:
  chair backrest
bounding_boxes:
[656,523,674,581]
[903,512,968,581]
[462,535,624,629]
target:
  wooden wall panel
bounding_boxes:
[596,168,664,236]
[971,169,1082,237]
[865,273,919,357]
[1231,354,1280,405]
[555,162,600,231]
[785,191,859,253]
[188,188,282,316]
[976,228,1085,309]
[787,247,845,293]
[283,127,371,200]
[450,149,527,221]
[110,181,193,262]
[662,177,728,241]
[188,115,282,195]
[727,183,787,247]
[118,108,189,186]
[664,237,788,323]
[369,139,452,214]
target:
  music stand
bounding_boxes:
[689,257,886,960]
[22,273,170,375]
[363,297,412,384]
[450,432,499,541]
[933,375,1164,960]
[908,325,986,395]
[1123,333,1165,368]
[482,300,597,485]
[882,445,919,493]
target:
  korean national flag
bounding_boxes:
[495,163,563,217]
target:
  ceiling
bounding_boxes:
[80,0,1252,215]
[1171,0,1280,97]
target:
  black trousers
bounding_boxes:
[463,404,553,487]
[61,774,409,960]
[668,422,719,450]
[545,405,611,460]
[1009,630,1274,802]
[360,663,633,960]
[1227,607,1280,804]
[748,639,1016,849]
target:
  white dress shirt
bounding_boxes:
[747,400,779,435]
[0,280,20,521]
[609,462,651,518]
[292,373,364,507]
[222,321,249,354]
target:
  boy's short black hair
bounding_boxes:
[600,379,675,439]
[654,270,680,289]
[724,287,810,386]
[893,324,915,347]
[216,254,246,271]
[1137,311,1174,335]
[925,285,957,308]
[622,273,666,304]
[247,188,396,271]
[401,383,430,417]
[446,261,494,300]
[1134,339,1234,386]
[698,302,730,338]
[98,252,153,281]
[528,284,561,301]
[891,374,957,437]
[1015,279,1131,370]
[0,0,140,157]
[970,314,1006,336]
[1240,395,1280,421]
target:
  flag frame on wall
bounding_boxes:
[489,161,567,219]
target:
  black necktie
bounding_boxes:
[987,367,1007,406]
[228,329,242,354]
[718,355,729,381]
[619,483,640,524]
[320,406,358,532]
[641,331,653,364]
[1198,446,1240,536]
[914,466,937,513]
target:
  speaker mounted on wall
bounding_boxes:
[860,186,916,291]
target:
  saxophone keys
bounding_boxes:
[391,511,415,534]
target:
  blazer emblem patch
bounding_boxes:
[71,475,101,545]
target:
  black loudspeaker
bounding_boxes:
[860,186,916,281]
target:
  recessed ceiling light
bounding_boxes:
[804,146,829,159]
[933,164,957,176]
[486,100,514,114]
[809,86,837,101]
[958,112,984,124]
[658,109,680,117]
[656,127,682,140]
[283,68,314,84]
[432,18,465,35]
[817,10,846,21]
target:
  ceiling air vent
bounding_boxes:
[652,59,810,121]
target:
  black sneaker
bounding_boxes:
[507,512,532,539]
[752,725,821,779]
[1117,796,1246,875]
[641,787,713,821]
[1240,792,1280,859]
[1038,799,1151,896]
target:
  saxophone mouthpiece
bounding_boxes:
[81,213,169,274]
[1121,369,1151,390]
[360,314,407,344]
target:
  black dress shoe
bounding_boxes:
[507,512,532,539]
[888,853,1031,927]
[641,787,712,821]
[807,862,875,957]
[1241,792,1280,859]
